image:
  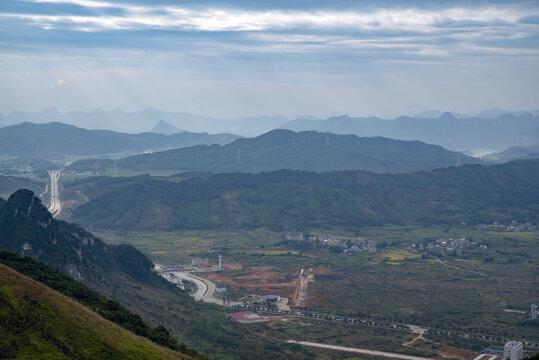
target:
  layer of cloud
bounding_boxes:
[4,1,536,33]
[1,0,538,117]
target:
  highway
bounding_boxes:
[47,170,62,218]
[171,271,241,306]
[286,341,435,360]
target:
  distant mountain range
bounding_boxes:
[280,112,539,152]
[0,107,287,136]
[0,122,240,160]
[482,145,539,162]
[413,109,539,119]
[117,129,480,174]
[2,107,538,145]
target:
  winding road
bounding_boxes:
[171,271,240,306]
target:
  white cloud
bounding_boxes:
[6,2,536,33]
[57,79,67,85]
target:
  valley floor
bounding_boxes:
[93,225,539,359]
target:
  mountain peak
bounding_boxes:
[438,112,456,121]
[3,189,51,222]
[150,120,183,135]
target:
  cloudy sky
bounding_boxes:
[1,0,538,118]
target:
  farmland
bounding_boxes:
[94,225,539,353]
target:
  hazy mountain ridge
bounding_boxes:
[68,159,539,231]
[483,145,539,161]
[117,129,480,174]
[0,122,240,160]
[0,108,287,136]
[3,107,537,142]
[281,112,539,152]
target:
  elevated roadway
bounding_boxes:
[47,170,62,218]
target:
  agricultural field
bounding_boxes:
[94,225,539,353]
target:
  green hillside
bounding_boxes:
[0,250,203,357]
[117,129,480,173]
[0,261,196,360]
[69,159,539,231]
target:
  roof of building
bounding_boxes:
[226,311,271,323]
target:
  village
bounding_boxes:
[286,233,377,254]
[415,237,487,255]
[475,220,537,232]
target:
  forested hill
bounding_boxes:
[0,122,240,159]
[117,129,480,173]
[70,159,539,231]
[0,189,159,285]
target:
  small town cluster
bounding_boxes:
[415,237,487,255]
[475,220,537,232]
[286,234,377,254]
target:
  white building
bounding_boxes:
[531,304,538,320]
[504,341,523,360]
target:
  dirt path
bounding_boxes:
[435,258,487,277]
[403,333,424,347]
[294,270,314,306]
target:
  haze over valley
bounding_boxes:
[1,0,538,359]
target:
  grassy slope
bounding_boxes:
[0,250,204,357]
[0,263,194,360]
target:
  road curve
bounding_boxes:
[172,272,226,305]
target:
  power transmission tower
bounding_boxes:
[236,148,242,164]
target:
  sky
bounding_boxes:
[1,0,538,119]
